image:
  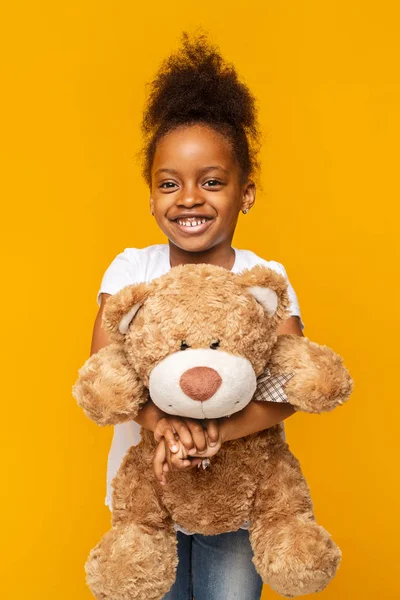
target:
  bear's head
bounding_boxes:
[102,264,290,419]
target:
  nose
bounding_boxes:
[179,367,222,401]
[178,183,205,208]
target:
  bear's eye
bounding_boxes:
[180,341,190,351]
[210,340,220,350]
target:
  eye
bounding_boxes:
[203,179,223,188]
[180,340,190,351]
[159,181,178,189]
[210,340,220,350]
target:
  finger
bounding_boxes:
[168,441,193,469]
[204,419,220,446]
[167,442,191,470]
[170,419,197,453]
[162,428,179,453]
[190,458,203,468]
[153,440,167,485]
[185,420,208,453]
[169,455,192,469]
[154,419,178,450]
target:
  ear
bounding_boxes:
[102,282,152,339]
[235,265,290,321]
[240,178,256,213]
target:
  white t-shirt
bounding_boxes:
[96,244,303,529]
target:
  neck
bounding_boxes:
[168,241,236,271]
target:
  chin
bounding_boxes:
[170,235,218,255]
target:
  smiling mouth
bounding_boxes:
[174,216,211,226]
[172,217,214,233]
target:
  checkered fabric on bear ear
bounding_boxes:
[253,368,294,403]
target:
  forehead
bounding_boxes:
[152,124,238,174]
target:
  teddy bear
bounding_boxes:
[73,263,353,600]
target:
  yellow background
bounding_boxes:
[1,1,399,598]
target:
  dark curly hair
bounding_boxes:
[140,31,261,187]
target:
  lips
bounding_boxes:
[170,215,214,235]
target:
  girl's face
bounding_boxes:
[149,124,255,255]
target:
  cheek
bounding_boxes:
[220,196,242,220]
[152,195,170,215]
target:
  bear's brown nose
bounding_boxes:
[179,367,222,401]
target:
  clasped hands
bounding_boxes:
[153,416,226,486]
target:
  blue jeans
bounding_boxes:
[162,529,263,600]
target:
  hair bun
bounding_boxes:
[141,31,261,186]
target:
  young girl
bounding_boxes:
[90,33,304,600]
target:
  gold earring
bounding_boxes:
[150,210,154,216]
[242,208,249,214]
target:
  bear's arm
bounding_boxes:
[267,334,353,413]
[72,343,148,426]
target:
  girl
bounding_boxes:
[90,32,304,600]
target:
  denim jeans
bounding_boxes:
[162,528,263,600]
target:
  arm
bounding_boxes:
[220,401,295,442]
[275,315,304,337]
[219,316,302,442]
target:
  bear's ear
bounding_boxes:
[246,286,278,316]
[102,282,152,337]
[235,265,290,319]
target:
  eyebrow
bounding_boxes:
[155,165,229,176]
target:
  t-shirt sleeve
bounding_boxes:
[96,248,137,307]
[268,261,304,330]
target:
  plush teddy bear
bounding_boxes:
[73,263,353,600]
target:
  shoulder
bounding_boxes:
[96,244,168,305]
[104,244,169,274]
[118,244,168,263]
[234,248,288,277]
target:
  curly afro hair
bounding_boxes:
[140,31,261,187]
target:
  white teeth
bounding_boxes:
[176,218,208,227]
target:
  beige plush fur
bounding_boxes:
[73,264,353,599]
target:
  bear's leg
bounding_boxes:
[85,522,178,600]
[249,443,341,598]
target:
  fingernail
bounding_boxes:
[171,444,178,452]
[188,448,196,454]
[210,441,217,447]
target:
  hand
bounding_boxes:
[153,417,225,485]
[153,438,203,485]
[153,416,220,456]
